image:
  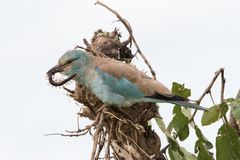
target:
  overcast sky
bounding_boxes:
[0,0,240,159]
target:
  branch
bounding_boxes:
[161,67,226,153]
[44,121,95,137]
[220,69,228,123]
[189,67,225,122]
[95,0,156,79]
[44,131,88,137]
[196,68,224,104]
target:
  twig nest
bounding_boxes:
[89,29,134,63]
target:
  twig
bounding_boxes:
[45,121,96,137]
[209,91,216,106]
[95,0,156,79]
[95,1,132,47]
[196,68,224,104]
[95,130,106,159]
[119,129,152,159]
[105,133,111,160]
[44,131,88,137]
[189,68,225,122]
[99,157,114,160]
[91,113,105,160]
[103,111,144,133]
[220,69,228,124]
[221,69,226,102]
[74,45,87,50]
[83,38,107,58]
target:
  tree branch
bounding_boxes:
[189,68,225,122]
[95,0,156,79]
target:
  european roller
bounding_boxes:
[47,50,206,110]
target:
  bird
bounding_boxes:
[47,49,207,110]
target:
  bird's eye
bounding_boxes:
[66,59,73,64]
[65,57,78,65]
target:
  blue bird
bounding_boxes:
[47,50,206,110]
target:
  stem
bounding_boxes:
[190,68,225,121]
[196,68,224,104]
[220,69,228,124]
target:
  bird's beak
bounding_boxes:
[46,64,76,86]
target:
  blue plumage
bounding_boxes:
[47,50,207,110]
[95,67,145,98]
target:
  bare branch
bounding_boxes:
[220,69,228,124]
[197,68,224,104]
[44,131,88,137]
[95,0,156,79]
[189,68,225,122]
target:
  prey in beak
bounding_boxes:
[46,64,76,86]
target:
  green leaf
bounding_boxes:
[179,146,197,160]
[201,102,228,126]
[172,111,189,141]
[182,107,192,120]
[167,120,174,133]
[225,98,235,103]
[195,140,213,160]
[169,148,183,160]
[173,105,181,114]
[155,117,176,142]
[172,82,191,98]
[182,107,195,128]
[194,126,213,160]
[195,126,213,149]
[168,138,197,160]
[216,124,240,160]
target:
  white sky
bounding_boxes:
[0,0,240,159]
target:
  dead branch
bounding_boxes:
[95,0,156,79]
[44,131,89,137]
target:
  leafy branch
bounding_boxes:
[158,67,240,160]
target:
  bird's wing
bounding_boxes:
[91,57,207,110]
[93,57,173,97]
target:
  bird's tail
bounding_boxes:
[167,100,207,111]
[136,97,207,111]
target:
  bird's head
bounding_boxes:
[46,50,87,86]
